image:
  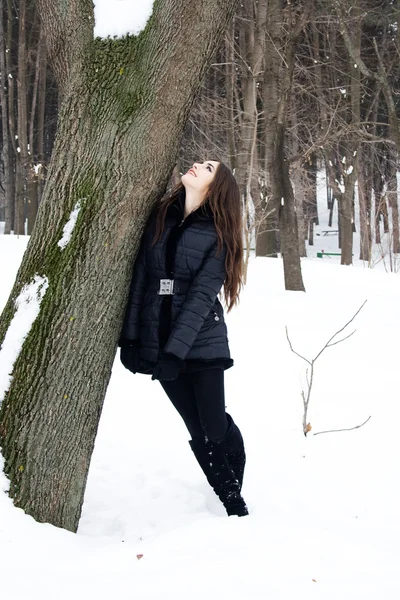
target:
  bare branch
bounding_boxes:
[314,300,367,362]
[285,326,312,366]
[286,300,367,436]
[313,416,371,436]
[305,367,310,391]
[326,329,356,348]
[335,1,378,81]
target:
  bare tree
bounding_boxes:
[5,0,17,233]
[1,0,57,234]
[0,0,12,233]
[262,0,310,290]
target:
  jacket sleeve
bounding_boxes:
[164,239,227,360]
[120,230,148,342]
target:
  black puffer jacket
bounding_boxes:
[120,191,233,374]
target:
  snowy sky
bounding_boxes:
[93,0,155,38]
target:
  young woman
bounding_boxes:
[119,160,248,517]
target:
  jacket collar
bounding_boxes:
[169,188,214,225]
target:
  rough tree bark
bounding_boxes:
[263,0,308,290]
[0,0,238,533]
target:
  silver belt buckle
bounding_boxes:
[158,279,175,295]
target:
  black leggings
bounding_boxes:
[160,368,228,441]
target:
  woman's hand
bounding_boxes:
[151,352,184,381]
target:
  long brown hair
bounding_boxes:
[152,161,243,312]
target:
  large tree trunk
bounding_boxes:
[263,0,308,290]
[276,126,305,290]
[0,0,238,533]
[260,0,281,258]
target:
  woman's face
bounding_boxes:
[181,161,219,196]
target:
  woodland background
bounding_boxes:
[2,0,400,271]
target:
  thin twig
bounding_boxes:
[314,300,367,362]
[313,416,371,436]
[285,327,312,366]
[305,367,310,391]
[326,329,356,348]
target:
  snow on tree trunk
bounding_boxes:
[0,0,238,533]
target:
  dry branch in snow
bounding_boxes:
[285,300,367,436]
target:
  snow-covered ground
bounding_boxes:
[1,193,400,597]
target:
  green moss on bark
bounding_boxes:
[0,168,109,513]
[85,30,157,124]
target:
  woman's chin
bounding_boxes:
[181,173,190,184]
[181,174,196,189]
